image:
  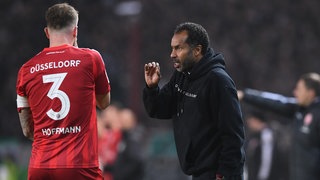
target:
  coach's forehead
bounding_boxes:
[171,31,188,47]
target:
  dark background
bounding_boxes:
[1,0,320,139]
[0,0,319,179]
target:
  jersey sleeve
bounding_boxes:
[16,67,26,97]
[92,50,111,95]
[16,66,30,112]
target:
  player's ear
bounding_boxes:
[44,27,50,39]
[72,26,78,38]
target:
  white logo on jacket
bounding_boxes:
[175,84,197,98]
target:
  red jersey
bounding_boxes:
[16,44,110,168]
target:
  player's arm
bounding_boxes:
[17,95,34,140]
[92,50,111,110]
[96,92,110,110]
[18,108,34,141]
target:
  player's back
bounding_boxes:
[17,44,103,168]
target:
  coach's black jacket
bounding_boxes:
[242,89,320,180]
[143,48,245,178]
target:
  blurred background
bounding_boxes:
[0,0,319,179]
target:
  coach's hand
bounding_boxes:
[144,61,161,88]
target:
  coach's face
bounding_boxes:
[170,31,201,72]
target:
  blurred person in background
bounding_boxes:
[238,72,320,180]
[97,104,122,180]
[16,3,111,180]
[112,108,146,180]
[143,22,245,180]
[97,106,146,180]
[244,111,288,180]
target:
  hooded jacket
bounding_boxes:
[143,48,245,178]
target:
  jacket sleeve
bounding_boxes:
[242,88,298,118]
[143,79,177,119]
[211,71,245,176]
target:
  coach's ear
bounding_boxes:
[193,45,202,62]
[44,27,50,39]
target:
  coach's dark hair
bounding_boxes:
[174,22,210,55]
[45,3,78,30]
[300,72,320,96]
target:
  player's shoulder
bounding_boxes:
[78,47,101,56]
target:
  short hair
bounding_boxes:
[174,22,210,55]
[300,72,320,96]
[45,3,78,30]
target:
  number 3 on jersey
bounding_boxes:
[42,73,70,120]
